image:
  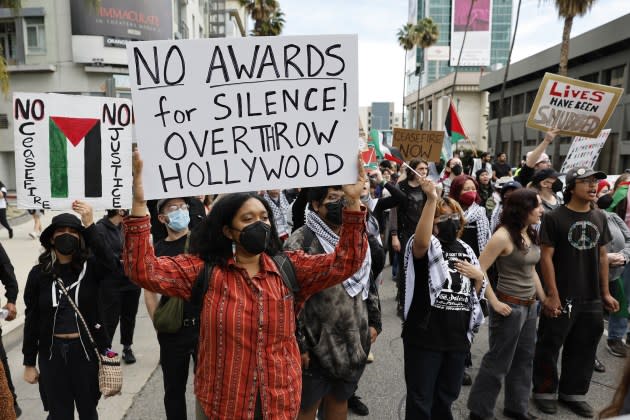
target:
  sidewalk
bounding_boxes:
[1,206,161,419]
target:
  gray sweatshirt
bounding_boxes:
[603,211,630,281]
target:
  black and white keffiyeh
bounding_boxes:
[403,235,486,344]
[464,203,491,253]
[490,202,502,233]
[305,210,372,299]
[264,192,291,236]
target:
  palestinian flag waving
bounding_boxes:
[442,100,467,159]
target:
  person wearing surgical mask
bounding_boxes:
[145,197,197,420]
[123,151,369,420]
[440,157,463,197]
[23,201,116,419]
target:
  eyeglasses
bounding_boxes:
[436,213,460,223]
[164,203,189,213]
[575,177,599,185]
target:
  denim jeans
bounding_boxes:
[468,303,537,418]
[609,267,630,340]
[403,338,467,420]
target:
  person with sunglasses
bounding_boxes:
[532,167,620,418]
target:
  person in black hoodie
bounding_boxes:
[96,209,141,364]
[22,201,114,420]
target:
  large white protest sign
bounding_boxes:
[127,35,358,199]
[560,129,611,173]
[13,93,133,210]
[527,73,623,138]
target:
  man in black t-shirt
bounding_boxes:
[491,153,512,181]
[532,167,619,418]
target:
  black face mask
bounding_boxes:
[236,221,271,255]
[437,220,460,244]
[324,200,343,226]
[551,179,563,194]
[452,165,463,176]
[54,233,80,256]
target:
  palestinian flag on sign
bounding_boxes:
[442,100,467,159]
[49,117,102,198]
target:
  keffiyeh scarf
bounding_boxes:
[305,210,372,299]
[465,202,491,253]
[264,192,290,236]
[403,235,486,344]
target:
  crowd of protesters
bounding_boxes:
[3,128,630,420]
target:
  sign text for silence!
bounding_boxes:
[392,128,444,162]
[527,73,623,138]
[127,35,358,199]
[13,93,133,210]
[560,129,611,173]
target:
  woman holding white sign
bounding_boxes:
[123,151,368,420]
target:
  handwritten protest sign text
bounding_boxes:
[527,73,623,138]
[392,128,444,162]
[128,35,358,199]
[13,93,133,210]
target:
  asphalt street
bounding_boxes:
[0,209,625,419]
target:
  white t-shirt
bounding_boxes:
[0,186,7,209]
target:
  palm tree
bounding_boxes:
[413,17,439,128]
[257,8,284,36]
[542,0,597,167]
[494,0,522,154]
[239,0,285,36]
[397,23,415,128]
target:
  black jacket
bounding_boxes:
[0,242,18,304]
[95,216,138,291]
[23,225,113,366]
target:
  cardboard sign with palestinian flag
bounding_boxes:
[13,93,132,210]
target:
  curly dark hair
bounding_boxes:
[189,193,282,266]
[500,189,540,251]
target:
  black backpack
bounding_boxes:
[189,253,300,313]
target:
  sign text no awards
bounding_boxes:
[527,73,623,138]
[127,35,359,199]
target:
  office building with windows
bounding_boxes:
[0,0,246,189]
[403,0,512,151]
[480,14,630,173]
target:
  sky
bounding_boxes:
[279,0,630,112]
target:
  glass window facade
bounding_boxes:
[407,0,512,87]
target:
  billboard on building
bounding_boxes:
[406,0,418,74]
[70,0,173,41]
[450,0,492,66]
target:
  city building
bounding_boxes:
[406,0,512,94]
[0,0,246,189]
[359,102,402,133]
[480,14,630,172]
[402,0,512,151]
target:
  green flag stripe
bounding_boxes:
[49,118,68,198]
